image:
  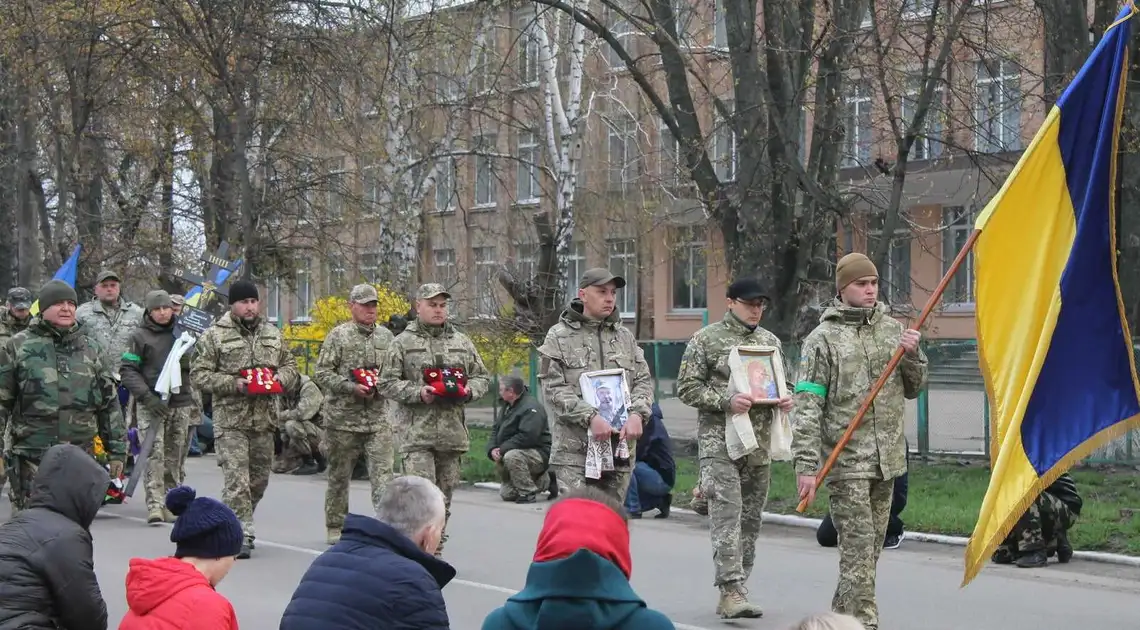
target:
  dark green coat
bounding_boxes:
[489,392,551,462]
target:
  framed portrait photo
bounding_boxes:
[729,345,789,405]
[578,368,632,431]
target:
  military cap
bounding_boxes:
[417,283,451,300]
[349,283,379,304]
[578,267,626,290]
[7,287,32,310]
[170,294,186,306]
[95,270,121,284]
[727,278,770,303]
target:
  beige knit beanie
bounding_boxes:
[835,253,878,291]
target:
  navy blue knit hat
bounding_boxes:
[165,486,244,559]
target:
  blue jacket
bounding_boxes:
[481,549,674,630]
[280,513,456,630]
[635,403,675,488]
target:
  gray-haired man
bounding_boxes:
[489,375,555,504]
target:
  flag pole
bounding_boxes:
[796,228,983,512]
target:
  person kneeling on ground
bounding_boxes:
[481,487,675,630]
[489,375,556,503]
[817,445,909,550]
[119,486,242,629]
[790,612,866,629]
[0,443,110,630]
[992,472,1081,568]
[280,475,456,630]
[625,402,675,519]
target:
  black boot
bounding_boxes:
[547,471,559,500]
[314,452,328,473]
[291,457,320,475]
[654,493,672,519]
[1016,549,1048,568]
[1057,531,1073,563]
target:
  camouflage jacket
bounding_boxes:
[189,313,300,432]
[313,320,394,432]
[280,374,323,426]
[536,299,653,469]
[0,309,31,345]
[0,317,127,458]
[375,319,491,453]
[676,312,787,465]
[76,297,145,379]
[791,300,928,482]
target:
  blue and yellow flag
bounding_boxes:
[29,244,81,316]
[963,4,1140,586]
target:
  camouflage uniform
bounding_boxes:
[0,291,33,491]
[314,304,396,539]
[375,284,491,554]
[0,317,127,511]
[76,294,145,380]
[189,311,300,550]
[536,297,653,501]
[676,311,785,617]
[995,473,1081,567]
[272,374,324,474]
[489,391,552,502]
[792,299,928,630]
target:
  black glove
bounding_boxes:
[143,396,167,415]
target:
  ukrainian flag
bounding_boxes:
[29,244,81,316]
[963,4,1139,586]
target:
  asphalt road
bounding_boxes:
[6,456,1138,630]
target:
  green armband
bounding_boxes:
[121,352,141,364]
[794,381,827,397]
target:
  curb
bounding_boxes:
[471,482,1140,568]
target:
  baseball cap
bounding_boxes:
[417,283,451,300]
[578,268,627,290]
[349,284,379,304]
[7,287,32,310]
[727,278,770,303]
[95,270,120,284]
[170,294,186,306]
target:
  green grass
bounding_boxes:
[460,427,1140,555]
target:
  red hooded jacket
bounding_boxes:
[118,557,239,630]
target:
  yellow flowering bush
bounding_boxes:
[282,284,410,374]
[471,331,532,379]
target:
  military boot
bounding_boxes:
[291,457,320,475]
[162,507,177,523]
[1016,549,1048,568]
[547,472,559,500]
[1057,531,1073,563]
[716,582,763,619]
[314,452,328,473]
[327,528,341,545]
[655,493,672,519]
[237,538,253,560]
[147,509,165,525]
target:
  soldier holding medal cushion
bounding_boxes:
[190,280,300,559]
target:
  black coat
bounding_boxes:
[120,312,193,408]
[489,392,551,462]
[0,443,110,630]
[635,403,676,488]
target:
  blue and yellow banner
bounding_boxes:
[963,4,1140,586]
[29,244,81,316]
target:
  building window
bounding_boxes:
[902,0,934,17]
[606,116,636,190]
[327,158,346,220]
[608,239,637,318]
[605,6,635,68]
[902,76,946,161]
[673,0,695,46]
[672,227,707,310]
[713,0,728,48]
[562,241,586,296]
[359,252,380,283]
[433,248,457,287]
[842,82,872,167]
[659,119,680,186]
[474,134,497,206]
[473,247,498,317]
[518,13,540,86]
[327,256,348,296]
[516,131,541,202]
[266,277,281,323]
[976,59,1021,153]
[435,156,457,212]
[712,101,737,181]
[942,206,975,306]
[516,243,539,283]
[294,259,312,321]
[474,46,493,94]
[869,217,912,307]
[361,163,380,215]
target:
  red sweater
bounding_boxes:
[119,557,239,630]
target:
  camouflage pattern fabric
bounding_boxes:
[496,448,549,500]
[274,419,323,473]
[324,427,394,532]
[999,491,1074,553]
[313,321,394,432]
[550,463,630,499]
[5,453,38,512]
[536,299,653,497]
[0,317,127,468]
[829,478,893,630]
[403,450,462,554]
[375,319,491,453]
[215,428,275,540]
[0,309,30,490]
[76,298,145,378]
[135,405,195,513]
[191,312,299,542]
[791,300,928,482]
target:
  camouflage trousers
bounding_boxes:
[403,449,463,553]
[700,456,771,586]
[325,427,395,532]
[216,428,275,541]
[274,420,324,473]
[829,477,895,630]
[550,463,631,504]
[999,492,1075,553]
[136,405,195,514]
[7,444,99,512]
[496,449,549,500]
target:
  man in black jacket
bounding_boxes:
[488,376,555,504]
[993,472,1082,568]
[121,290,197,525]
[0,443,110,630]
[625,402,675,519]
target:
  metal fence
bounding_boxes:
[284,336,1140,464]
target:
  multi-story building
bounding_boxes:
[266,0,1046,342]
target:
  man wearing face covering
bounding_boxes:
[0,279,127,513]
[190,279,300,560]
[0,443,112,630]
